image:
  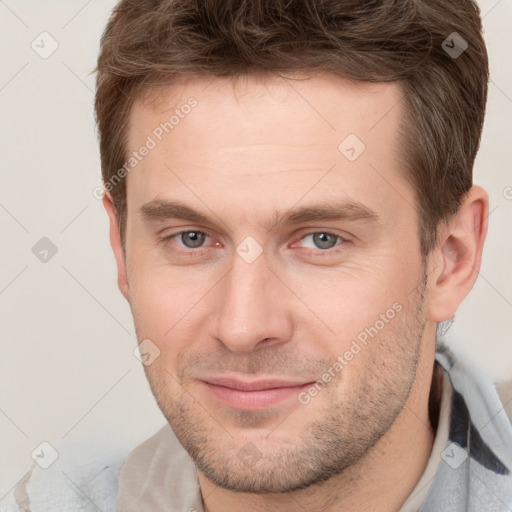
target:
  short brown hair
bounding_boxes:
[94,0,489,256]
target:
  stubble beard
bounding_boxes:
[143,277,428,493]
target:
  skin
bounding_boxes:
[103,72,488,512]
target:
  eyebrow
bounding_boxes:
[139,198,380,232]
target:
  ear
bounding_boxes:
[427,185,489,322]
[102,191,130,301]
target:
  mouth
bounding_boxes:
[199,376,313,410]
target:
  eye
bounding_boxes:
[298,231,343,251]
[159,229,349,258]
[164,230,214,250]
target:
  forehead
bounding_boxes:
[131,72,403,147]
[125,73,412,228]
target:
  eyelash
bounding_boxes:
[159,229,351,257]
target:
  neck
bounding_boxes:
[199,356,441,512]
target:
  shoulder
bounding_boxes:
[116,424,203,511]
[436,342,512,427]
[1,448,128,512]
[495,379,512,425]
[429,343,512,506]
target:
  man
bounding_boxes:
[5,0,511,511]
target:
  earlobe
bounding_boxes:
[427,186,489,323]
[102,191,130,301]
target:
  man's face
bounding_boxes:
[120,73,434,492]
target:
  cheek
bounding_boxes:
[125,226,422,356]
[284,259,403,333]
[127,245,180,326]
[129,279,171,334]
[301,266,421,366]
[130,289,189,381]
[127,258,209,370]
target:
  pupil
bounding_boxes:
[183,231,205,248]
[314,233,336,249]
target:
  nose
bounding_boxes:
[210,250,294,353]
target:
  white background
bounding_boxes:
[1,0,511,503]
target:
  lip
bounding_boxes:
[200,376,313,410]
